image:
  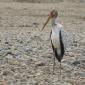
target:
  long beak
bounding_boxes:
[42,15,51,30]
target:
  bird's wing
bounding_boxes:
[60,27,69,51]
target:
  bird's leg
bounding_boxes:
[60,62,61,76]
[53,56,56,75]
[58,62,62,81]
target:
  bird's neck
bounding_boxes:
[51,17,60,32]
[51,17,59,26]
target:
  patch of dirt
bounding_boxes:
[0,2,85,85]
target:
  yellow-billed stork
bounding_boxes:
[42,10,68,75]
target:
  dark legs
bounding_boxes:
[58,62,62,81]
[60,62,61,76]
[53,56,62,77]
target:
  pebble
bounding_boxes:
[55,82,72,85]
[72,60,80,66]
[79,72,85,77]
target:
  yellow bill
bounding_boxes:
[42,15,52,30]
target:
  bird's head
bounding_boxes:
[50,10,58,18]
[42,10,58,30]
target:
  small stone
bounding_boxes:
[5,54,13,59]
[72,61,80,66]
[36,61,45,66]
[79,72,85,77]
[3,71,9,76]
[5,41,9,44]
[55,81,72,85]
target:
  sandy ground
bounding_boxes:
[0,2,85,85]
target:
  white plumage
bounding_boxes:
[42,10,69,74]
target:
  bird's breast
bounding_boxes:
[51,31,60,48]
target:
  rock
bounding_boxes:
[72,61,80,66]
[53,81,72,85]
[3,70,10,76]
[0,50,11,58]
[62,63,73,71]
[80,0,85,3]
[35,61,45,66]
[79,56,85,62]
[4,41,9,44]
[5,54,13,59]
[79,72,85,77]
[25,46,33,53]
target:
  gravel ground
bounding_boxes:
[0,2,85,85]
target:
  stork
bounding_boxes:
[42,10,68,75]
